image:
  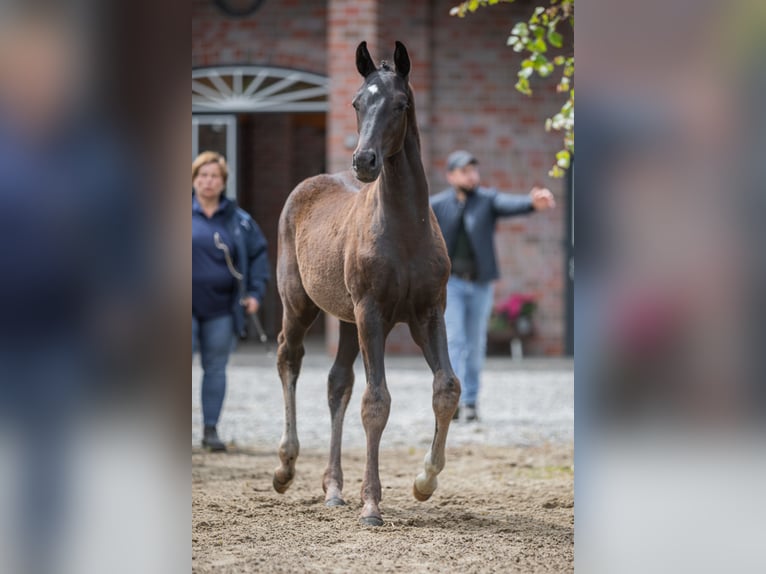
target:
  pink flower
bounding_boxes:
[495,293,537,322]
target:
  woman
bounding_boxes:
[192,151,269,451]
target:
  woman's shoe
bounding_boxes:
[202,426,227,452]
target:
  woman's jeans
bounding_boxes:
[192,314,234,427]
[444,276,494,407]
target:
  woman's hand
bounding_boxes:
[244,296,260,315]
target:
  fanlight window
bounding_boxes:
[192,66,329,113]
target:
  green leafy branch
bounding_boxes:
[451,0,574,177]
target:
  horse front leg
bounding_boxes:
[323,320,359,506]
[354,299,391,526]
[409,308,461,501]
[273,305,317,494]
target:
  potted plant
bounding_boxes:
[489,293,538,337]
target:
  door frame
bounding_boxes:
[192,114,238,200]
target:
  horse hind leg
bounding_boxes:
[322,321,360,506]
[273,294,319,494]
[409,311,461,501]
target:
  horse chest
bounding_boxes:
[349,235,448,308]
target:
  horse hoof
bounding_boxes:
[325,497,346,507]
[413,483,433,502]
[273,474,292,494]
[359,515,384,527]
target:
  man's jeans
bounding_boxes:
[192,314,234,427]
[444,276,494,407]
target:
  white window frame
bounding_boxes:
[192,114,237,200]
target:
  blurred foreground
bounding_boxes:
[0,2,188,573]
[577,0,766,571]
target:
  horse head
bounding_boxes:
[351,41,411,183]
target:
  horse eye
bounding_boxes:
[352,101,360,110]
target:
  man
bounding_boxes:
[430,150,556,421]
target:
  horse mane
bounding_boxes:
[379,60,393,72]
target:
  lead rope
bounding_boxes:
[213,232,270,351]
[214,232,244,283]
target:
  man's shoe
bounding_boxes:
[464,405,479,422]
[452,406,460,421]
[202,426,227,452]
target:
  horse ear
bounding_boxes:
[394,41,410,78]
[356,41,376,78]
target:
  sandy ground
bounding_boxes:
[192,442,573,573]
[193,345,573,572]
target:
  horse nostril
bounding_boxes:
[353,151,378,173]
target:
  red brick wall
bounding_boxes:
[192,0,327,72]
[192,0,572,356]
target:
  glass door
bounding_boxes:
[192,115,237,199]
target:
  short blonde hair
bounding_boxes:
[192,151,228,184]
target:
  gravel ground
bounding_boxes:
[192,341,574,451]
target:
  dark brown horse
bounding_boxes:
[273,41,460,526]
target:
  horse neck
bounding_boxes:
[377,104,430,221]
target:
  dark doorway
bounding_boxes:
[237,112,327,341]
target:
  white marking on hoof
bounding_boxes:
[414,450,439,496]
[414,473,437,497]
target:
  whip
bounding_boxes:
[214,231,271,353]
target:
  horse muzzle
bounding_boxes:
[352,150,381,183]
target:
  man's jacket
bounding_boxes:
[430,186,533,283]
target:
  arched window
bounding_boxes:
[192,66,329,113]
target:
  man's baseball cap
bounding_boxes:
[447,150,478,171]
